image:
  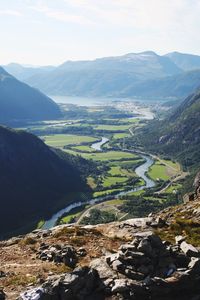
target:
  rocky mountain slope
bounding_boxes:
[1,173,200,300]
[0,126,91,238]
[0,67,61,124]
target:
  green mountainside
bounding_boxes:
[128,89,200,185]
[119,69,200,98]
[0,126,92,237]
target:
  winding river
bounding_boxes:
[42,138,155,229]
[91,137,109,151]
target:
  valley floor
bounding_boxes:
[20,100,185,229]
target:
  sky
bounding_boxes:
[0,0,200,66]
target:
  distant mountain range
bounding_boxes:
[166,52,200,71]
[4,63,56,81]
[0,126,91,237]
[4,51,200,99]
[0,67,61,124]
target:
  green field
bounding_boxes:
[126,189,145,196]
[102,176,128,188]
[119,118,139,123]
[63,149,139,161]
[108,166,135,177]
[164,183,182,194]
[105,199,125,205]
[148,161,170,181]
[110,159,145,167]
[93,188,123,198]
[160,159,180,171]
[112,133,130,139]
[83,151,138,161]
[95,124,131,131]
[43,134,98,147]
[71,145,95,152]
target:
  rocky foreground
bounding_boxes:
[0,212,200,300]
[1,173,200,300]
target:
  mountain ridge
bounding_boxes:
[0,67,61,124]
[0,125,92,237]
[4,51,184,98]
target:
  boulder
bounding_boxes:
[37,244,77,267]
[175,235,186,245]
[188,257,200,274]
[180,242,200,257]
[111,260,124,272]
[20,267,104,300]
[90,257,117,280]
[111,279,129,293]
[19,288,44,300]
[137,238,153,256]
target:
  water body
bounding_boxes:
[50,95,169,107]
[91,137,109,151]
[42,144,155,229]
[49,95,114,106]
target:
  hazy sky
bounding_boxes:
[1,0,200,65]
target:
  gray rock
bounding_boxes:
[175,235,186,245]
[111,279,128,293]
[19,288,44,300]
[137,238,153,256]
[90,258,117,280]
[37,244,77,267]
[125,251,145,258]
[112,260,124,272]
[188,257,200,274]
[180,241,200,257]
[119,244,137,253]
[134,231,154,238]
[105,253,119,265]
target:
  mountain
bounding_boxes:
[119,69,200,98]
[3,63,56,81]
[7,51,181,97]
[0,67,61,124]
[129,88,200,176]
[166,52,200,71]
[0,126,91,237]
[5,51,200,99]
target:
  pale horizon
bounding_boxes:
[1,0,200,66]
